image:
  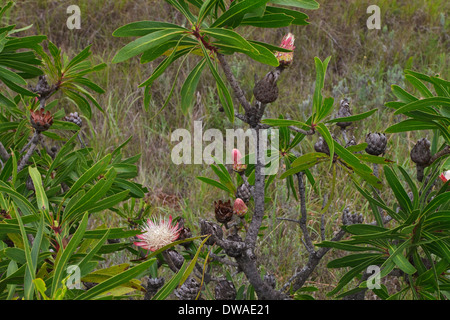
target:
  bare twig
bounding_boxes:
[288,125,315,135]
[17,132,40,172]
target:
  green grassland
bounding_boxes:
[4,0,449,299]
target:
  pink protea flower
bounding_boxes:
[134,215,181,252]
[275,33,295,67]
[232,148,247,173]
[440,170,450,183]
[233,198,248,217]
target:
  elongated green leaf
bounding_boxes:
[211,0,269,28]
[112,28,186,64]
[197,176,233,194]
[181,58,206,114]
[241,13,295,28]
[327,253,383,268]
[384,166,412,215]
[75,258,157,300]
[264,6,309,25]
[394,97,450,115]
[261,118,310,128]
[270,0,319,10]
[327,108,377,124]
[28,167,48,212]
[0,65,26,85]
[51,213,89,297]
[65,154,111,199]
[113,21,185,37]
[200,43,234,122]
[198,0,219,24]
[152,260,188,300]
[385,119,438,133]
[203,28,258,54]
[316,123,334,167]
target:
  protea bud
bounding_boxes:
[314,136,330,155]
[175,277,200,300]
[63,112,83,127]
[253,69,280,104]
[30,108,53,132]
[215,280,237,300]
[410,138,431,182]
[410,138,431,166]
[200,219,223,246]
[232,148,247,173]
[214,200,234,224]
[275,33,295,68]
[167,249,184,269]
[235,183,251,204]
[233,198,248,217]
[365,133,387,156]
[336,98,352,129]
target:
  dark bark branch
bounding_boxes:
[296,172,315,253]
[17,132,40,172]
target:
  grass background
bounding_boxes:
[4,0,449,299]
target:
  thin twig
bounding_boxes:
[288,126,315,135]
[17,132,40,172]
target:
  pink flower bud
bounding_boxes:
[275,33,295,67]
[440,170,450,183]
[232,149,247,173]
[232,148,242,165]
[233,198,248,217]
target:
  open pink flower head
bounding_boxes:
[440,170,450,183]
[134,215,181,252]
[275,32,295,67]
[232,148,247,172]
[233,198,248,217]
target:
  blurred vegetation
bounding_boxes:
[3,0,449,298]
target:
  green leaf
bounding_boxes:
[152,260,188,300]
[241,13,295,28]
[113,21,185,37]
[394,97,450,115]
[198,0,219,24]
[203,28,258,54]
[51,213,89,297]
[385,119,438,133]
[65,154,111,199]
[264,6,309,25]
[316,123,334,167]
[211,0,269,28]
[75,258,157,300]
[197,176,233,194]
[112,28,187,64]
[327,108,377,124]
[261,118,310,128]
[139,44,192,88]
[269,0,320,10]
[0,65,26,85]
[200,44,234,122]
[327,253,383,268]
[384,166,412,215]
[181,58,206,114]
